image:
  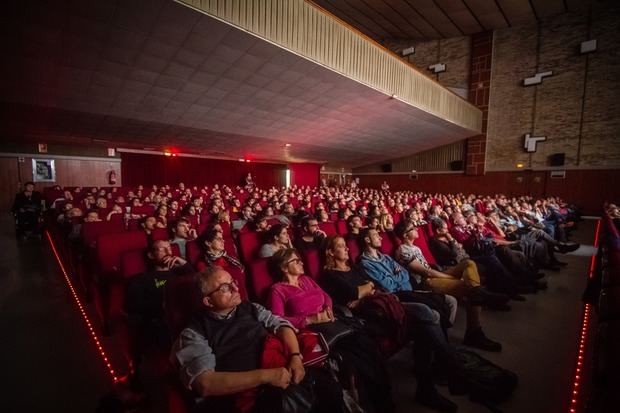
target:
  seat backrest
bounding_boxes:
[318,221,337,237]
[301,248,322,280]
[151,227,169,241]
[412,230,438,266]
[131,205,155,215]
[336,220,348,235]
[346,237,361,263]
[164,274,203,339]
[97,231,148,273]
[120,249,147,278]
[380,235,395,257]
[239,231,261,263]
[81,220,125,247]
[247,259,275,304]
[186,241,202,267]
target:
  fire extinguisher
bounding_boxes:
[108,170,117,185]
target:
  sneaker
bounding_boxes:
[416,386,458,413]
[468,286,510,307]
[556,243,580,253]
[463,327,502,352]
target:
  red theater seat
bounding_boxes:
[239,231,261,263]
[346,237,361,263]
[81,220,124,247]
[380,234,395,256]
[120,249,147,279]
[336,220,348,235]
[412,229,437,266]
[301,248,322,280]
[247,259,274,304]
[152,227,169,241]
[318,221,337,236]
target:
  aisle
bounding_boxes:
[390,220,596,413]
[0,215,111,413]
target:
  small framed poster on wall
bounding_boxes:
[32,159,56,182]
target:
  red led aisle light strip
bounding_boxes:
[46,231,119,383]
[569,219,601,413]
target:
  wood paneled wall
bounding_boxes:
[353,169,620,215]
[0,155,121,212]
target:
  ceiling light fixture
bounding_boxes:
[285,143,292,147]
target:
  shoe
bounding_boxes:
[543,264,561,272]
[468,286,510,307]
[463,327,502,352]
[534,272,546,280]
[416,386,458,413]
[556,243,580,253]
[485,302,512,311]
[511,294,526,302]
[533,280,548,290]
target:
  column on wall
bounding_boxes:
[466,31,493,176]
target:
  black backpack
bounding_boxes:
[455,347,519,411]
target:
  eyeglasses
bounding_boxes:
[205,279,237,296]
[286,258,303,265]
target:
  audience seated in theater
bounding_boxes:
[293,216,326,253]
[451,212,542,294]
[169,266,340,413]
[394,220,508,351]
[170,218,197,259]
[259,224,292,258]
[154,205,168,229]
[267,248,395,413]
[232,205,254,231]
[125,240,193,354]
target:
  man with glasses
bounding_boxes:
[171,266,315,412]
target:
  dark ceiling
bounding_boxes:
[1,0,483,166]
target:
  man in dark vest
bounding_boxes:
[170,266,306,412]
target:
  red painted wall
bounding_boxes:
[353,170,620,215]
[289,163,320,187]
[121,152,286,188]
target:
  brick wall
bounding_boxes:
[487,4,620,170]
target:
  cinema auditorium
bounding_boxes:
[2,1,619,412]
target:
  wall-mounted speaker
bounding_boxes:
[549,153,565,167]
[449,160,463,171]
[380,163,392,173]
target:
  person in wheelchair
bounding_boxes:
[12,181,43,239]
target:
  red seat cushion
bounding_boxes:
[247,259,275,304]
[346,237,361,263]
[239,231,261,263]
[412,230,437,266]
[336,221,348,235]
[318,221,337,236]
[81,220,124,247]
[301,248,322,280]
[152,227,169,241]
[380,235,395,257]
[97,231,148,274]
[120,249,147,278]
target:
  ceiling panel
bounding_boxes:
[0,0,481,167]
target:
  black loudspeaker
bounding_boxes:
[381,163,392,173]
[449,160,464,171]
[549,153,565,166]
